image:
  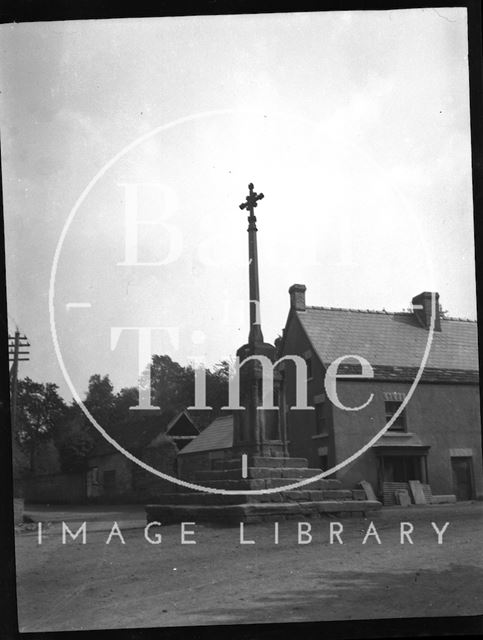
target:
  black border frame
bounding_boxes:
[0,2,482,639]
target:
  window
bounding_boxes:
[385,400,406,431]
[382,456,421,483]
[91,467,99,484]
[314,402,327,435]
[319,455,328,470]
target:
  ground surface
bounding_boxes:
[15,501,483,632]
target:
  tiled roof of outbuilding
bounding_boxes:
[297,307,478,372]
[178,415,233,455]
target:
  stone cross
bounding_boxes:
[239,183,264,345]
[239,182,264,225]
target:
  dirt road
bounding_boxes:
[15,502,483,632]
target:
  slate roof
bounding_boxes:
[297,307,478,373]
[178,415,233,455]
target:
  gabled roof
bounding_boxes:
[178,415,233,455]
[165,410,199,437]
[295,307,478,372]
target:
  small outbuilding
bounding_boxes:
[177,415,233,481]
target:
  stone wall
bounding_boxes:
[178,449,231,481]
[88,452,134,501]
[25,472,86,504]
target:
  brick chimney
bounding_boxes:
[411,291,441,331]
[289,284,306,311]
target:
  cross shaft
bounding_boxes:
[238,183,265,346]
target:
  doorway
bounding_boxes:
[451,457,474,501]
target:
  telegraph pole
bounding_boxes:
[8,330,30,432]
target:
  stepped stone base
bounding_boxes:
[145,456,382,524]
[146,500,381,524]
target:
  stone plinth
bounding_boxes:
[145,456,381,524]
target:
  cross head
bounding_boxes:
[239,183,264,217]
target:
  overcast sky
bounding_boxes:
[0,7,476,402]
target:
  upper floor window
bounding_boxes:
[385,400,406,431]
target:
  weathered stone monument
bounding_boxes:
[232,182,288,460]
[146,184,381,523]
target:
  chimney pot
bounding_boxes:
[289,284,306,312]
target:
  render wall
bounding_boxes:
[333,379,483,498]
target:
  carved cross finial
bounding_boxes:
[239,182,264,216]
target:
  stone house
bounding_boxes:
[279,284,482,503]
[86,410,199,502]
[176,286,482,505]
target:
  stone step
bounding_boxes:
[279,489,354,501]
[199,479,266,490]
[194,467,324,482]
[224,456,309,470]
[146,487,354,507]
[266,477,338,489]
[192,478,342,491]
[146,500,382,524]
[146,493,247,506]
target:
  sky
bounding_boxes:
[0,7,476,403]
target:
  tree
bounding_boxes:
[113,386,139,422]
[56,410,95,473]
[15,378,67,474]
[84,374,116,428]
[149,355,193,416]
[12,435,29,482]
[204,359,230,419]
[55,374,119,471]
[147,355,229,430]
